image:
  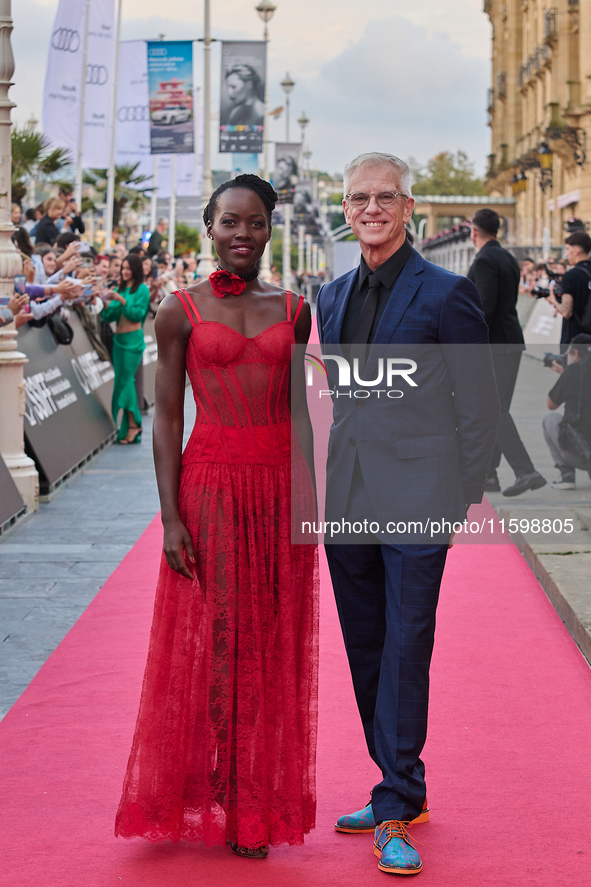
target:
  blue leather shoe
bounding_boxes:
[335,798,429,833]
[373,821,422,875]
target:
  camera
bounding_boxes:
[531,265,564,299]
[542,352,567,369]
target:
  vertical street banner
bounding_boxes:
[115,40,152,180]
[219,41,266,154]
[294,179,322,234]
[274,143,301,203]
[147,41,195,154]
[42,0,116,168]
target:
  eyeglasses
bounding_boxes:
[345,190,409,209]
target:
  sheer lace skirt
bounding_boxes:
[115,459,319,848]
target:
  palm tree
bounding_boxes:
[11,127,71,205]
[84,163,153,231]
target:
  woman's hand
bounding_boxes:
[162,519,196,579]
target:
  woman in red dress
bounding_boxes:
[115,175,319,858]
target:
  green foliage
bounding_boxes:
[11,127,71,204]
[83,163,153,229]
[174,222,200,256]
[409,151,487,196]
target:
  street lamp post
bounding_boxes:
[280,72,295,141]
[280,72,295,289]
[197,0,216,278]
[255,0,276,282]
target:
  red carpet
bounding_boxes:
[1,519,590,886]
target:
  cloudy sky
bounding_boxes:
[12,0,492,176]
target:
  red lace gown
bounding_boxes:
[115,289,319,850]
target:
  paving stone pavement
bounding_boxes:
[0,394,196,720]
[485,350,591,664]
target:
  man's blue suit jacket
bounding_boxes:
[316,247,500,536]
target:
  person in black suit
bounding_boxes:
[467,208,546,497]
[317,154,500,876]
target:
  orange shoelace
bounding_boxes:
[375,820,422,849]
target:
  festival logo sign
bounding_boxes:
[147,41,194,154]
[219,41,266,154]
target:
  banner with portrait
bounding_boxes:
[42,0,116,168]
[293,178,322,234]
[273,143,301,204]
[147,41,194,154]
[219,41,266,154]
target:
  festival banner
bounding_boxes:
[219,41,266,154]
[274,143,301,204]
[42,0,116,168]
[115,40,152,179]
[294,178,322,235]
[147,41,194,154]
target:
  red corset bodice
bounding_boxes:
[175,290,303,466]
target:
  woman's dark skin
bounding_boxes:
[153,187,314,580]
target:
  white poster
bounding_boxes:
[42,0,86,163]
[42,0,116,168]
[83,0,116,167]
[115,40,152,179]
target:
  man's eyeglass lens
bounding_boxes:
[347,191,407,208]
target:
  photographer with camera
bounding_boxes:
[542,333,591,489]
[546,232,591,345]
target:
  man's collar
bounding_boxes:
[359,238,414,288]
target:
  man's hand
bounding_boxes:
[551,360,564,374]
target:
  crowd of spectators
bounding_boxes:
[1,195,200,333]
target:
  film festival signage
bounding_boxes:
[219,41,266,154]
[116,41,201,196]
[147,41,195,154]
[42,0,116,168]
[0,455,24,530]
[274,143,301,204]
[18,322,116,489]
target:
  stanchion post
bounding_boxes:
[0,0,39,511]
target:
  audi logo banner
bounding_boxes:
[115,40,154,182]
[51,27,81,53]
[43,0,116,168]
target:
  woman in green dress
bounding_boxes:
[102,253,150,444]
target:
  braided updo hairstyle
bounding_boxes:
[203,174,277,227]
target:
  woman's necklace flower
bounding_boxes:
[209,266,259,298]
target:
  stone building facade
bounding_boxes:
[485,0,590,252]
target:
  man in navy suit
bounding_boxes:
[316,153,499,875]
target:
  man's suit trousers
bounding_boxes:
[490,350,534,477]
[325,474,448,823]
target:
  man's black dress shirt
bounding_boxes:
[340,238,413,344]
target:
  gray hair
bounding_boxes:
[343,152,412,198]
